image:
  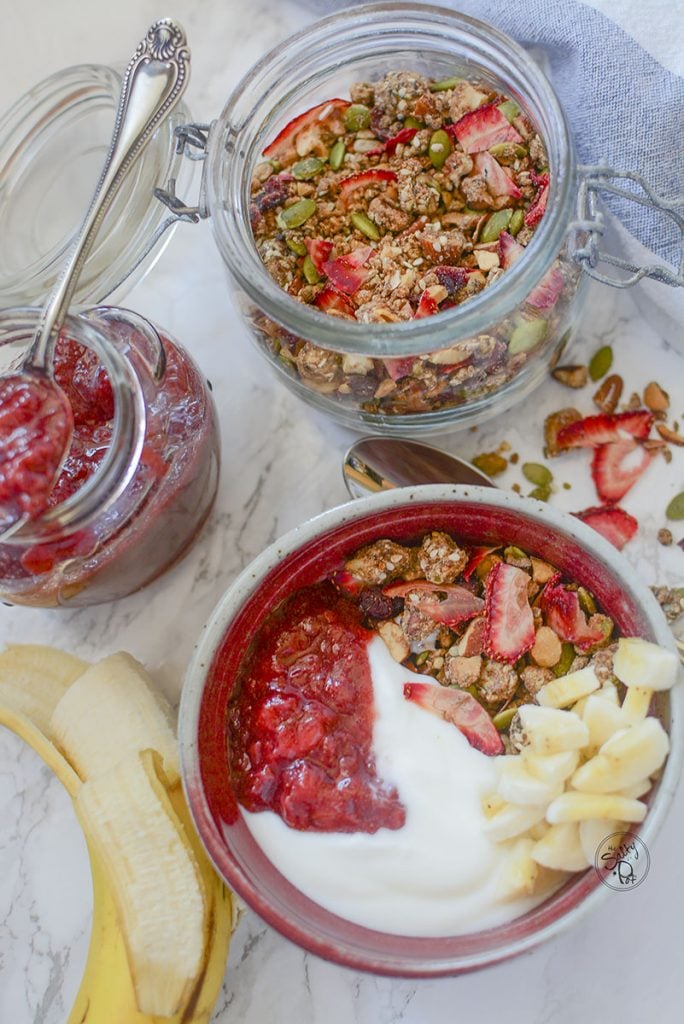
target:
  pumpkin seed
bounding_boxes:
[344,104,371,131]
[472,452,508,477]
[666,492,684,520]
[302,255,320,284]
[329,139,346,171]
[429,129,452,170]
[350,211,380,240]
[528,485,551,502]
[509,319,548,354]
[493,707,518,731]
[489,142,527,160]
[429,76,463,92]
[403,115,423,129]
[553,643,576,677]
[292,156,324,181]
[276,198,317,229]
[589,345,613,381]
[480,209,513,244]
[497,99,520,123]
[522,462,553,487]
[286,238,307,256]
[577,587,597,615]
[509,209,525,236]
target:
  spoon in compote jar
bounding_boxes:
[0,18,190,538]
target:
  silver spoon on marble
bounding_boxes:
[0,18,190,539]
[342,435,684,660]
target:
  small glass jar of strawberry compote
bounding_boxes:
[0,306,219,607]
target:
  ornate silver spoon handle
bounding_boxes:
[29,18,190,369]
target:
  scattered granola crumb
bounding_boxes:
[657,528,673,546]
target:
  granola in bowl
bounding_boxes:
[248,70,581,420]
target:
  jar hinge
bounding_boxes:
[569,164,684,289]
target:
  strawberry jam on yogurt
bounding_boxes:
[228,581,405,833]
[0,307,219,607]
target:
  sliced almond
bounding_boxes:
[643,381,669,412]
[551,365,588,389]
[592,374,623,414]
[656,423,684,447]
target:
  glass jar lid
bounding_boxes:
[0,63,192,309]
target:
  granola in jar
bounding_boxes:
[249,70,581,418]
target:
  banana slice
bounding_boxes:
[578,819,626,864]
[571,717,669,794]
[0,644,88,736]
[582,694,625,749]
[482,802,547,842]
[522,749,579,787]
[494,837,539,902]
[619,778,652,800]
[498,757,564,805]
[532,822,589,871]
[511,705,589,755]
[51,652,179,784]
[546,792,646,824]
[613,638,679,691]
[537,666,600,709]
[75,749,206,1017]
[621,687,653,725]
[598,682,620,706]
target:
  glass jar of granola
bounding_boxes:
[207,3,585,433]
[0,307,220,608]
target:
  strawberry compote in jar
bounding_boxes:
[0,307,219,607]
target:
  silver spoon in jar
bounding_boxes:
[0,18,190,538]
[342,435,684,661]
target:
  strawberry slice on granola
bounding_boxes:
[524,181,549,228]
[383,580,484,626]
[322,246,374,295]
[591,438,652,504]
[540,574,607,649]
[314,285,356,318]
[414,289,440,319]
[575,505,639,550]
[474,152,522,199]
[528,266,564,309]
[482,562,535,663]
[338,168,398,200]
[555,409,654,450]
[462,546,499,581]
[383,357,416,381]
[304,238,334,275]
[497,231,525,269]
[366,126,418,157]
[263,99,350,162]
[449,103,523,153]
[403,682,504,755]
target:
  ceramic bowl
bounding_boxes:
[179,485,681,975]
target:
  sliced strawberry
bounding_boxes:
[403,682,503,756]
[575,505,639,550]
[462,546,499,581]
[304,238,333,275]
[524,183,548,228]
[314,285,356,318]
[527,266,564,309]
[383,581,484,627]
[531,170,549,190]
[383,357,415,381]
[483,562,535,663]
[459,615,486,656]
[367,127,418,157]
[473,152,522,199]
[414,289,439,319]
[263,99,350,162]
[331,568,365,596]
[435,265,469,294]
[322,246,374,295]
[556,410,654,450]
[449,103,522,154]
[497,231,525,269]
[591,438,652,504]
[540,574,607,649]
[338,168,397,200]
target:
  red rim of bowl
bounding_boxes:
[179,485,681,976]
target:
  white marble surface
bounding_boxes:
[1,2,683,1021]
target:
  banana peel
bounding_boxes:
[0,653,232,1024]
